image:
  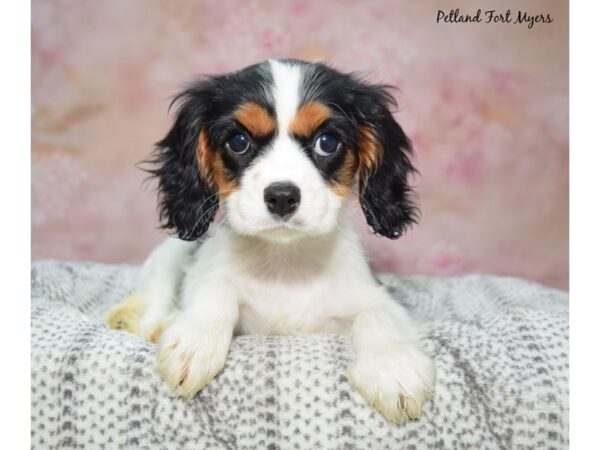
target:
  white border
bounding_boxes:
[7,0,596,447]
[0,0,31,447]
[570,0,600,448]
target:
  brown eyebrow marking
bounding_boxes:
[289,101,331,137]
[233,102,276,137]
[196,130,238,196]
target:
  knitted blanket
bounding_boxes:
[31,261,569,449]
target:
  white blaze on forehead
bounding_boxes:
[259,60,314,186]
[268,60,302,131]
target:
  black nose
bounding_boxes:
[264,182,301,218]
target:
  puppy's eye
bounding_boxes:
[314,133,340,157]
[226,133,250,154]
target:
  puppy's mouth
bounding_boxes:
[261,217,305,232]
[257,226,306,243]
[253,216,312,240]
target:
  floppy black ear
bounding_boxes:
[353,84,419,239]
[147,83,219,241]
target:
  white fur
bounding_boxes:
[135,214,435,422]
[269,60,301,131]
[128,60,435,423]
[134,237,194,340]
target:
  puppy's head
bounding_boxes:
[151,60,417,243]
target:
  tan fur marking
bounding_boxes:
[332,150,358,196]
[357,126,383,190]
[106,295,146,334]
[197,130,213,181]
[289,101,331,137]
[234,102,276,136]
[196,130,238,197]
[150,325,165,344]
[211,153,237,196]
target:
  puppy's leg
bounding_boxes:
[157,275,238,398]
[106,237,196,342]
[348,286,435,423]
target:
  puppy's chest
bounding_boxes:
[234,275,354,335]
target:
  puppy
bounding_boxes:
[107,59,435,423]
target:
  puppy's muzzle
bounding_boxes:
[264,182,301,219]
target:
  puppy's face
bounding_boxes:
[152,60,417,243]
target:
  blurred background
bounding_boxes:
[31,0,568,289]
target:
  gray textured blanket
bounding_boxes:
[31,261,569,449]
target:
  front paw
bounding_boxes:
[106,295,169,343]
[157,318,232,398]
[348,343,436,424]
[106,295,145,334]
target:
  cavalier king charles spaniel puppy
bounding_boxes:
[107,59,435,423]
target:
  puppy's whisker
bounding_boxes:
[349,189,382,231]
[187,189,237,237]
[188,202,222,237]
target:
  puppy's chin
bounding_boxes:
[228,217,339,244]
[230,221,321,244]
[256,227,307,244]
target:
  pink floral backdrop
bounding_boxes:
[32,0,569,289]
